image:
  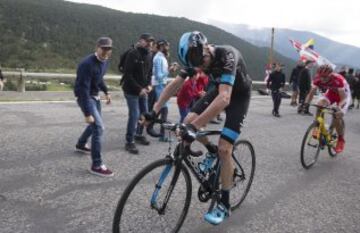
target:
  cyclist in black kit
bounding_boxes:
[143,31,252,225]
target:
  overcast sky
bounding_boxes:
[67,0,360,47]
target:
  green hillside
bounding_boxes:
[0,0,295,80]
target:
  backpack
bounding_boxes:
[118,48,132,74]
[118,47,135,86]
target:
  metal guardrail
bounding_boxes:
[3,70,122,92]
[3,70,122,80]
[2,70,276,92]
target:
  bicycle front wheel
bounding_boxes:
[300,122,321,169]
[327,122,340,157]
[113,158,192,233]
[328,138,338,157]
[230,140,256,210]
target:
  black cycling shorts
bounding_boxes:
[191,87,251,144]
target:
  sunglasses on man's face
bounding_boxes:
[101,47,112,51]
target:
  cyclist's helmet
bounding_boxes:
[178,31,208,67]
[317,64,333,77]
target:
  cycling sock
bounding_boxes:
[220,189,230,209]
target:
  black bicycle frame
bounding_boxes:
[153,130,242,213]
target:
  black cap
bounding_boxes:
[96,37,113,48]
[139,33,155,42]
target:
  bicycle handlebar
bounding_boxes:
[148,121,222,138]
[310,104,337,112]
[146,119,223,157]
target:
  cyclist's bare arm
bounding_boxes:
[153,75,185,114]
[337,88,347,109]
[334,88,347,119]
[304,86,318,104]
[191,84,232,129]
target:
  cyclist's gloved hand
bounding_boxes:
[143,110,158,122]
[182,124,197,143]
[141,110,159,127]
[179,67,197,79]
[143,110,163,137]
[333,106,341,112]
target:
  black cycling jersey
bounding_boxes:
[205,45,252,92]
[191,45,252,144]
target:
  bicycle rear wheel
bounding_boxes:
[113,158,192,233]
[230,140,256,210]
[300,122,321,169]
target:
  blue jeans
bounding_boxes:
[77,97,104,167]
[124,94,148,143]
[179,107,190,123]
[154,84,169,136]
[154,84,168,107]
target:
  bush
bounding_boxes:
[26,82,47,91]
[3,80,17,91]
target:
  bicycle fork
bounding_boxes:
[150,162,182,215]
[316,117,333,147]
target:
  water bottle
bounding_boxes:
[199,152,216,173]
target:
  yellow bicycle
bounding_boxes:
[300,104,339,169]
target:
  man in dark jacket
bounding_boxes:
[289,60,304,106]
[298,61,313,115]
[353,71,360,109]
[345,68,356,109]
[267,63,286,117]
[122,33,155,154]
[74,37,113,177]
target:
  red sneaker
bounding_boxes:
[89,164,114,177]
[335,138,345,154]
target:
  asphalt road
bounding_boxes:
[0,96,359,233]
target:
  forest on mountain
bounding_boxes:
[0,0,295,80]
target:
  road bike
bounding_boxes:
[113,121,256,233]
[300,104,339,169]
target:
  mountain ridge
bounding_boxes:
[209,20,360,69]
